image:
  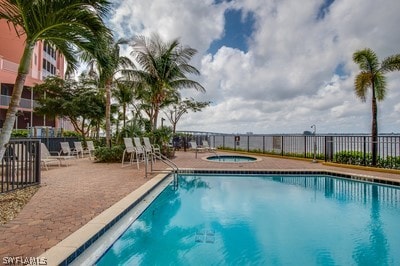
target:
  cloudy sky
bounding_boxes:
[108,0,400,134]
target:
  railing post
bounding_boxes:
[263,135,265,154]
[281,136,284,156]
[304,136,307,158]
[363,136,366,166]
[35,140,41,184]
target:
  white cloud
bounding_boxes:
[110,0,400,134]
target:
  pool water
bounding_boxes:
[206,155,257,162]
[96,174,400,265]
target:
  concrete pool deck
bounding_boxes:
[0,150,399,263]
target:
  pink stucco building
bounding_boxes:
[0,20,66,131]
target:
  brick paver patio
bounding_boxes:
[0,150,399,262]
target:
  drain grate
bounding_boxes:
[195,229,215,243]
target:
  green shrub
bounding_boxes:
[334,151,400,169]
[377,156,400,169]
[11,129,29,138]
[62,130,80,137]
[93,145,124,163]
[334,151,372,165]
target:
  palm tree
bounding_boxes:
[113,80,136,130]
[0,0,111,160]
[86,37,135,147]
[130,33,205,131]
[353,48,400,166]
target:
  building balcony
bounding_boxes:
[0,94,38,110]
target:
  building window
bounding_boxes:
[43,42,56,59]
[42,59,57,76]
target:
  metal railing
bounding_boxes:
[1,139,41,193]
[177,131,400,168]
[0,95,39,109]
[146,150,180,189]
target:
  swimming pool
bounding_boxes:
[93,173,400,265]
[206,155,257,162]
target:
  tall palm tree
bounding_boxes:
[130,33,205,131]
[353,48,400,166]
[0,0,111,159]
[86,37,135,147]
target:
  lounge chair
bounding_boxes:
[133,137,149,161]
[143,137,161,154]
[142,137,161,163]
[41,143,75,169]
[74,141,90,158]
[59,142,79,157]
[86,141,96,160]
[122,138,145,169]
[134,137,150,155]
[202,140,217,152]
[189,141,206,152]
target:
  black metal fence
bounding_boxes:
[178,132,400,168]
[0,137,80,194]
[1,139,41,193]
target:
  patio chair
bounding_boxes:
[59,142,79,158]
[86,141,96,160]
[122,138,145,169]
[74,141,91,158]
[141,137,160,163]
[41,143,75,169]
[189,141,207,152]
[143,137,161,158]
[202,140,217,152]
[133,137,150,162]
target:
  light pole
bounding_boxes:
[311,124,317,163]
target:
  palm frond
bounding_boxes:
[353,48,379,73]
[380,54,400,73]
[354,72,371,102]
[373,72,387,101]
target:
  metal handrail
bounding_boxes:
[145,150,180,189]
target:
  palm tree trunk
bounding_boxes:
[105,82,112,147]
[0,44,34,160]
[153,107,159,131]
[371,84,378,166]
[123,104,126,129]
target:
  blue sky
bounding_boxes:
[208,8,256,54]
[110,0,400,134]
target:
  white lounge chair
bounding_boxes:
[142,137,161,163]
[143,137,160,154]
[189,141,206,152]
[202,140,217,151]
[74,141,90,158]
[133,137,149,161]
[122,138,145,169]
[41,143,75,169]
[86,141,96,160]
[59,142,79,157]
